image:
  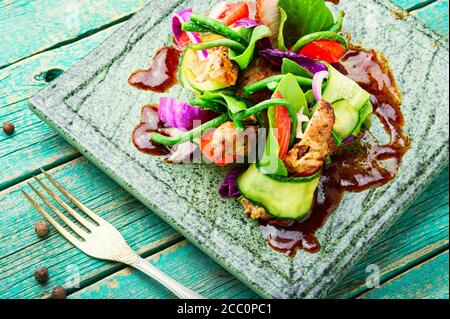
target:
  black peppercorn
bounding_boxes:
[52,286,67,299]
[34,221,49,237]
[34,268,49,284]
[2,122,15,136]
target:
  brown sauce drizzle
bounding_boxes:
[128,46,180,92]
[132,104,171,156]
[260,47,410,256]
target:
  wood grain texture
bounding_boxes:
[0,26,119,190]
[0,0,148,68]
[360,251,449,299]
[0,158,182,298]
[412,0,449,36]
[70,241,259,299]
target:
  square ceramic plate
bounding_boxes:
[29,0,449,298]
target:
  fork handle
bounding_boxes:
[132,256,206,299]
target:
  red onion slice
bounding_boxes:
[312,71,329,102]
[172,8,208,59]
[159,97,218,131]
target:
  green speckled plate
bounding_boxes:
[29,0,449,298]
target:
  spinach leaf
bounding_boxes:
[277,0,334,49]
[231,25,272,69]
[281,58,314,79]
[277,7,289,50]
[275,73,307,116]
[199,92,248,114]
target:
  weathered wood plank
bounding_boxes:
[0,158,182,299]
[412,0,449,36]
[70,241,259,299]
[359,251,449,299]
[0,26,119,189]
[0,0,148,68]
[329,167,449,298]
[392,0,437,10]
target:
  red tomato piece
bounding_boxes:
[272,91,291,160]
[218,3,249,26]
[200,129,235,166]
[299,40,346,64]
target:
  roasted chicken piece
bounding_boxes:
[284,99,336,176]
[208,122,258,162]
[240,197,269,220]
[193,46,238,88]
[256,0,281,44]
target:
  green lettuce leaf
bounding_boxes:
[277,0,334,49]
[231,25,272,69]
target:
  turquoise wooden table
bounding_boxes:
[0,0,448,299]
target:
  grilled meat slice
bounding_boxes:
[256,0,280,44]
[193,46,238,88]
[208,122,258,162]
[240,197,269,220]
[284,99,336,176]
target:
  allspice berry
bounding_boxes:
[2,122,15,136]
[51,286,67,299]
[34,267,49,284]
[34,221,49,237]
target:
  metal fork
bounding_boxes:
[22,169,204,299]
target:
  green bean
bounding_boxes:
[181,23,209,33]
[233,118,245,132]
[291,31,347,53]
[150,114,230,146]
[266,81,279,91]
[190,14,248,46]
[234,98,298,145]
[191,39,246,53]
[189,99,227,113]
[329,11,345,33]
[242,75,313,96]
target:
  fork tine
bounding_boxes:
[40,168,104,225]
[28,182,88,239]
[33,176,96,231]
[21,190,81,246]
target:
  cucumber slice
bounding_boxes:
[332,100,359,142]
[353,101,373,136]
[237,164,321,220]
[322,65,371,109]
[320,65,372,144]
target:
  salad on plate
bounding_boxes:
[129,0,410,256]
